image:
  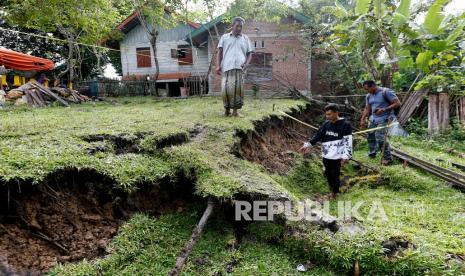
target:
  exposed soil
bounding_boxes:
[83,132,150,154]
[235,102,358,175]
[235,105,321,174]
[236,102,358,174]
[381,237,416,258]
[83,130,193,155]
[0,168,198,275]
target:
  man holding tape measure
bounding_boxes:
[360,80,401,165]
[299,104,353,199]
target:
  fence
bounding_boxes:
[75,77,208,98]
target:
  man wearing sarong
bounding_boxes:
[216,17,254,117]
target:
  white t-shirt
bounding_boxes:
[218,32,254,73]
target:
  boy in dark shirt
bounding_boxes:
[299,104,353,199]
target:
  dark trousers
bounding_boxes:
[323,158,341,194]
[367,119,393,161]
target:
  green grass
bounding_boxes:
[272,155,329,199]
[281,139,465,275]
[50,209,336,275]
[391,135,465,176]
[2,97,465,275]
[0,96,304,198]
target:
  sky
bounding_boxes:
[444,0,465,15]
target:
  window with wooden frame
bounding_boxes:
[136,47,151,68]
[171,45,193,65]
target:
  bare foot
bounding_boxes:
[381,159,392,166]
[232,111,243,117]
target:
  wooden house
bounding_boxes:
[117,9,319,96]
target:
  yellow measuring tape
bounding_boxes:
[278,110,399,135]
[278,110,319,130]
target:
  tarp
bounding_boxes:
[0,47,55,71]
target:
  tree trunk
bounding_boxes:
[363,50,380,81]
[150,34,159,96]
[307,32,312,97]
[374,24,399,88]
[56,29,75,86]
[93,47,103,77]
[204,16,221,96]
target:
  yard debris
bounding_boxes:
[5,80,90,107]
[168,199,215,276]
[0,90,5,108]
[50,87,90,103]
[381,237,416,258]
[14,96,27,106]
[296,261,314,272]
[296,264,307,272]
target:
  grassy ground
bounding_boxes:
[391,134,465,175]
[1,97,464,275]
[50,210,336,275]
[283,138,465,274]
[0,97,304,198]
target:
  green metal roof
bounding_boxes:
[189,15,224,41]
[291,10,311,24]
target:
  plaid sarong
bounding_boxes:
[221,69,244,110]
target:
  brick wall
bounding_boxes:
[209,19,311,94]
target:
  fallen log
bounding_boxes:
[168,199,214,276]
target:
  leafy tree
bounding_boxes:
[299,0,352,25]
[0,23,64,62]
[5,0,123,82]
[320,0,465,93]
[225,0,290,23]
[131,0,180,95]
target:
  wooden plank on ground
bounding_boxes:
[25,91,34,106]
[29,90,46,107]
[30,81,69,106]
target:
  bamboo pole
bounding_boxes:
[168,199,215,276]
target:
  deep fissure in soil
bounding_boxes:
[0,168,199,275]
[235,104,329,174]
[83,130,194,155]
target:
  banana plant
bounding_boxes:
[320,0,464,91]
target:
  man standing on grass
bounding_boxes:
[359,80,401,165]
[216,17,254,117]
[299,104,353,199]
